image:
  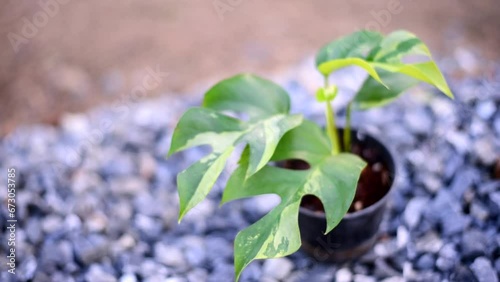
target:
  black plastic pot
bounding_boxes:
[298,129,396,262]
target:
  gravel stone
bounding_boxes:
[40,240,73,269]
[436,243,458,272]
[154,243,186,268]
[455,47,478,73]
[426,190,470,236]
[164,277,187,282]
[262,258,294,280]
[416,254,435,270]
[470,257,499,282]
[18,255,38,281]
[470,200,490,222]
[415,271,442,282]
[397,226,410,249]
[374,258,401,278]
[404,197,428,229]
[99,153,136,177]
[450,265,477,282]
[494,114,500,135]
[441,211,470,236]
[138,152,157,180]
[385,124,416,146]
[353,274,377,282]
[375,239,398,258]
[443,154,464,180]
[42,215,64,234]
[415,232,443,254]
[179,236,206,268]
[55,272,78,282]
[420,173,442,194]
[303,265,336,282]
[475,100,496,120]
[335,267,353,282]
[86,211,109,232]
[133,193,165,217]
[470,117,489,137]
[286,271,307,282]
[239,262,262,282]
[74,234,109,264]
[449,167,479,199]
[110,177,148,196]
[478,181,500,195]
[85,264,117,282]
[112,234,136,254]
[119,273,138,282]
[474,137,497,165]
[208,263,233,282]
[380,277,405,282]
[461,230,488,259]
[134,214,162,240]
[187,269,208,282]
[404,108,433,135]
[139,259,171,279]
[446,130,471,153]
[205,236,233,261]
[490,191,500,210]
[260,278,279,282]
[25,218,43,244]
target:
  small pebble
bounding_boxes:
[335,267,353,282]
[262,258,294,280]
[470,257,499,282]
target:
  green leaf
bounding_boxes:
[168,107,244,156]
[315,29,453,109]
[316,30,383,66]
[177,146,234,221]
[203,74,291,120]
[354,69,419,109]
[318,58,387,87]
[241,114,304,177]
[373,62,453,98]
[222,121,366,280]
[369,30,431,62]
[169,75,303,222]
[315,85,338,102]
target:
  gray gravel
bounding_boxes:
[0,50,499,281]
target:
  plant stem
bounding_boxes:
[324,76,340,155]
[325,102,341,154]
[344,101,353,152]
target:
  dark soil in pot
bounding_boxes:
[283,129,396,262]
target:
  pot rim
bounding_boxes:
[299,128,397,220]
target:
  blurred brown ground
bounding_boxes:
[0,0,499,136]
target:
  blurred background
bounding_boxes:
[1,0,499,135]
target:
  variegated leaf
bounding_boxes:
[315,29,453,108]
[222,121,366,280]
[316,30,384,67]
[169,75,303,222]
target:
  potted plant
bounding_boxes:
[168,30,453,280]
